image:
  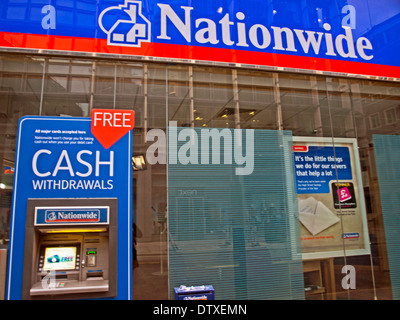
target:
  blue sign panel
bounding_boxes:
[174,285,215,300]
[35,207,110,226]
[6,116,132,300]
[0,0,399,78]
[294,146,352,194]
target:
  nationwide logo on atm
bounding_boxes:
[45,209,100,223]
[36,206,110,226]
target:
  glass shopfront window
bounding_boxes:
[0,53,399,300]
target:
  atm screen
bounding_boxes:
[42,247,77,271]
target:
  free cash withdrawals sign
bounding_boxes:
[0,0,399,78]
[293,137,370,260]
[6,110,134,300]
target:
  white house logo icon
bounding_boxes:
[99,0,151,47]
[46,211,57,221]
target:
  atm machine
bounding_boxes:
[21,198,118,300]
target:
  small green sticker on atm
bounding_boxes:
[87,250,97,255]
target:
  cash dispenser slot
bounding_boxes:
[87,270,104,279]
[22,198,118,300]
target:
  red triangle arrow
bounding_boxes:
[91,109,135,149]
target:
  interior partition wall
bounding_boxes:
[0,53,399,299]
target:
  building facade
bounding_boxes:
[0,0,400,300]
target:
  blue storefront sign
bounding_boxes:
[0,0,399,78]
[6,115,133,300]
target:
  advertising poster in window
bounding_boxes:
[293,137,370,260]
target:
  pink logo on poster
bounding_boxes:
[337,187,352,202]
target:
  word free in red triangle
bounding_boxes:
[91,109,135,149]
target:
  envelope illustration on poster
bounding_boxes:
[298,197,340,235]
